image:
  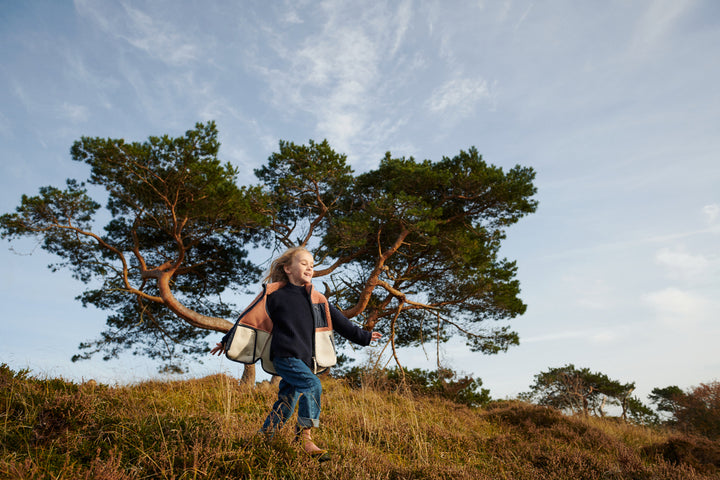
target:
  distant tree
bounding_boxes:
[625,396,659,425]
[589,372,636,420]
[677,381,720,439]
[651,382,720,439]
[523,364,635,418]
[649,385,686,421]
[340,365,491,407]
[0,122,268,374]
[521,364,590,415]
[1,123,538,379]
[391,367,492,407]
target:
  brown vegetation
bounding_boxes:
[1,364,719,479]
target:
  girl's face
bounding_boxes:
[284,250,314,286]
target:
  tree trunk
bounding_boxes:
[240,364,256,386]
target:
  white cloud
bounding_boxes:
[512,3,534,32]
[74,0,200,66]
[121,4,200,66]
[58,102,90,123]
[703,204,720,224]
[655,247,710,277]
[281,9,304,25]
[426,76,493,119]
[73,0,112,31]
[252,1,415,164]
[642,288,713,328]
[390,0,412,56]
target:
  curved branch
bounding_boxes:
[313,250,364,277]
[372,279,438,311]
[152,270,233,333]
[343,227,410,319]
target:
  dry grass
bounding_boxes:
[1,364,719,479]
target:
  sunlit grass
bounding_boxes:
[1,363,718,479]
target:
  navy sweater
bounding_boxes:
[266,283,371,369]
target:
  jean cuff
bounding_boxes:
[297,417,320,429]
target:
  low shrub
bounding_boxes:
[341,366,491,407]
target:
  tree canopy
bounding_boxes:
[1,122,538,374]
[310,149,537,364]
[1,122,267,372]
[651,382,720,439]
[522,364,641,419]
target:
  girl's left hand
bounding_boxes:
[210,342,225,356]
[370,331,382,342]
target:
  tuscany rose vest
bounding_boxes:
[223,282,337,374]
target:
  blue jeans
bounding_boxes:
[261,357,322,432]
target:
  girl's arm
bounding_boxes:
[329,304,381,345]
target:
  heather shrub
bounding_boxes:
[2,364,720,479]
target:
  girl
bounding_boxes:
[211,247,381,458]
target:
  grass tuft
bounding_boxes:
[1,364,719,479]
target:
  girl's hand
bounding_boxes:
[370,331,382,342]
[210,342,225,356]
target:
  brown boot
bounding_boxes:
[296,428,330,460]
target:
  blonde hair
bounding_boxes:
[263,247,312,284]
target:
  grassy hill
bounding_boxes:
[2,364,719,479]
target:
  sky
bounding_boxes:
[1,0,719,404]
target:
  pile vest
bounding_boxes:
[223,282,337,374]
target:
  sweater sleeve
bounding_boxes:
[329,304,372,346]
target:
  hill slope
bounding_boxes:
[1,365,719,479]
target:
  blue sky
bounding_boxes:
[1,0,719,402]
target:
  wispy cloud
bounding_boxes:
[71,0,239,132]
[252,0,414,164]
[74,0,200,66]
[58,102,90,123]
[631,0,695,53]
[426,76,494,119]
[280,1,304,26]
[655,247,711,278]
[703,204,720,224]
[642,287,714,329]
[541,227,718,262]
[542,201,720,263]
[120,4,199,65]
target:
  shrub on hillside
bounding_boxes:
[340,366,491,407]
[643,435,720,475]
